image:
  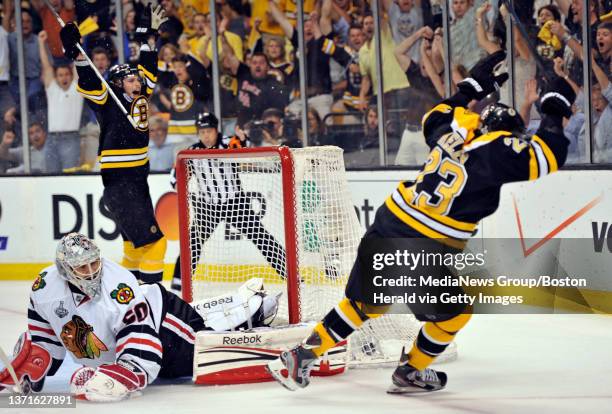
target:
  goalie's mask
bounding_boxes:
[109,64,143,94]
[480,102,526,135]
[56,233,102,298]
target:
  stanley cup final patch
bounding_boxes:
[54,301,69,318]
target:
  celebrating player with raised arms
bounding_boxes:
[59,5,167,284]
[267,50,576,393]
[0,233,280,401]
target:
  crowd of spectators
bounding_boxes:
[0,0,611,174]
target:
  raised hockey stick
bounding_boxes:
[42,0,138,129]
[0,346,23,394]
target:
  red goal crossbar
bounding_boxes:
[175,146,301,324]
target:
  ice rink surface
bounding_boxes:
[1,281,611,414]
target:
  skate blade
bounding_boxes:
[387,384,443,395]
[266,359,298,392]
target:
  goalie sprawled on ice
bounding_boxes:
[0,233,281,401]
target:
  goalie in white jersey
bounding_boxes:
[0,233,280,401]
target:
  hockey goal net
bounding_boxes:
[175,146,456,366]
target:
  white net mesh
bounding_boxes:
[179,146,456,366]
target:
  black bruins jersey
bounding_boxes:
[385,96,568,249]
[158,55,212,136]
[76,49,158,181]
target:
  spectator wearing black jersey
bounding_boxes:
[157,53,213,152]
[170,112,287,290]
[268,3,352,121]
[223,45,289,128]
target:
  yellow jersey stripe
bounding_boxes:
[531,135,558,173]
[100,146,149,156]
[421,103,452,129]
[397,184,477,232]
[82,94,108,105]
[168,125,198,135]
[385,197,466,249]
[463,130,510,151]
[76,83,107,97]
[138,64,157,82]
[99,158,149,169]
[528,147,539,180]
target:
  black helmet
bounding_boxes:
[195,112,219,130]
[480,102,525,134]
[109,64,141,88]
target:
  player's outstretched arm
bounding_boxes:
[59,22,109,107]
[136,4,167,96]
[71,297,162,402]
[422,51,509,147]
[465,75,576,184]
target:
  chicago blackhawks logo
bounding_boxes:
[32,271,47,291]
[111,283,135,304]
[131,96,149,131]
[171,83,194,112]
[60,315,108,359]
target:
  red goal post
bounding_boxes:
[175,146,301,322]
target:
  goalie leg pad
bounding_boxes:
[193,323,348,385]
[191,278,280,331]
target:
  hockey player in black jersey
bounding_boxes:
[267,50,577,393]
[60,5,168,283]
[170,112,287,290]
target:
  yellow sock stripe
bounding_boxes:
[337,298,367,329]
[407,346,435,371]
[311,323,338,357]
[435,312,472,334]
[423,322,455,344]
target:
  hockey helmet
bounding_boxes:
[195,112,219,130]
[109,63,141,88]
[56,233,102,298]
[480,102,526,135]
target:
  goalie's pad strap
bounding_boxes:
[193,324,348,385]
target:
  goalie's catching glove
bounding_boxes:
[135,4,169,42]
[457,50,509,101]
[540,75,576,119]
[71,360,147,402]
[59,22,82,61]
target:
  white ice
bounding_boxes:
[1,281,611,414]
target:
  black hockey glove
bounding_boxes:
[59,22,81,60]
[540,76,576,119]
[457,50,509,101]
[135,3,168,42]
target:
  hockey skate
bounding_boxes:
[387,348,447,394]
[266,345,317,391]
